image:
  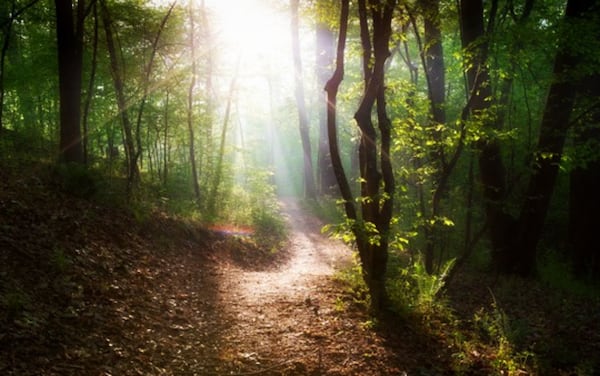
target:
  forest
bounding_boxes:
[1,0,599,374]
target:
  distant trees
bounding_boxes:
[1,0,600,295]
[291,0,317,199]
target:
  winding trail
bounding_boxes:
[214,199,353,372]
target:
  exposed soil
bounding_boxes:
[0,166,453,375]
[10,164,599,375]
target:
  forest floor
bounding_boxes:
[2,163,600,375]
[0,164,451,375]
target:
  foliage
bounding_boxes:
[472,294,534,375]
[538,251,600,298]
[54,163,98,199]
[389,256,456,314]
[333,255,371,309]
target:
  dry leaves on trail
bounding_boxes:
[1,170,451,375]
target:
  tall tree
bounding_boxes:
[1,0,40,134]
[459,0,514,272]
[570,74,600,278]
[135,1,176,174]
[291,0,316,199]
[514,0,599,276]
[315,3,336,195]
[55,0,85,163]
[81,1,98,165]
[326,0,396,312]
[100,0,140,191]
[187,0,201,203]
[414,0,451,273]
[208,60,239,215]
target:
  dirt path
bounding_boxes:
[0,184,425,375]
[203,199,412,375]
[214,199,352,373]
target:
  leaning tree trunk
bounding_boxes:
[208,67,238,215]
[325,0,356,220]
[101,0,139,193]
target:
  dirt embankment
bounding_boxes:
[1,169,451,375]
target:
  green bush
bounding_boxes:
[389,256,455,314]
[55,162,97,199]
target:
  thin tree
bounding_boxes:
[100,0,139,192]
[0,0,40,134]
[135,1,176,174]
[291,0,317,199]
[81,1,98,165]
[187,0,201,204]
[315,4,336,195]
[459,0,513,271]
[208,60,239,215]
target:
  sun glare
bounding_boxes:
[202,0,303,196]
[206,0,290,65]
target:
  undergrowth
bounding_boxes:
[332,250,542,375]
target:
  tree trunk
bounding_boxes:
[200,0,212,181]
[0,1,16,134]
[291,0,316,199]
[325,0,356,221]
[135,1,176,179]
[101,0,139,193]
[55,0,85,164]
[569,124,600,279]
[316,21,336,195]
[187,0,201,204]
[163,90,170,185]
[569,66,600,279]
[352,0,396,312]
[459,0,516,272]
[82,1,98,165]
[208,66,238,215]
[418,0,448,273]
[516,0,597,276]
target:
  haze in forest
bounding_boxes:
[2,0,600,374]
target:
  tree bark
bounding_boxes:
[515,0,597,276]
[101,0,139,193]
[55,0,85,164]
[353,0,396,312]
[325,0,355,220]
[135,1,176,176]
[569,106,600,278]
[208,63,239,215]
[316,20,336,195]
[415,0,448,273]
[82,1,98,165]
[459,0,516,272]
[187,0,201,204]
